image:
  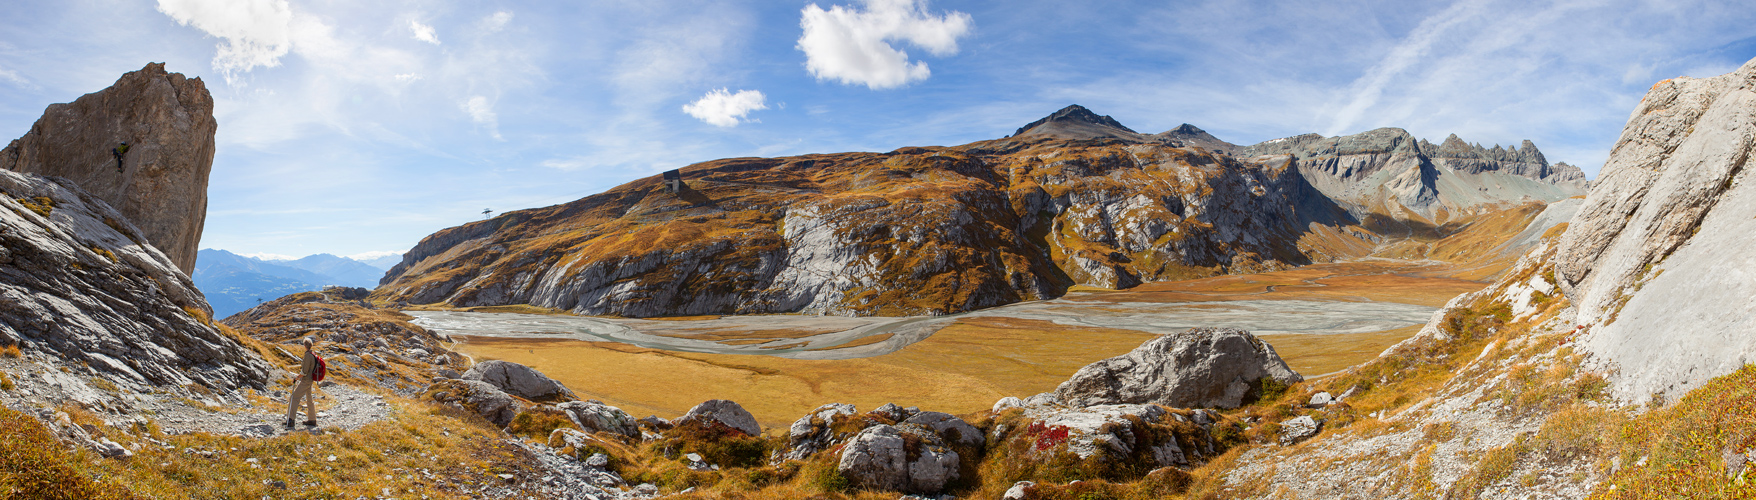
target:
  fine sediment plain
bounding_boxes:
[420,259,1483,428]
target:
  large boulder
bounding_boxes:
[557,400,638,437]
[674,399,761,436]
[1,62,216,274]
[1055,327,1302,409]
[836,424,960,494]
[0,168,268,392]
[461,360,576,402]
[425,378,519,426]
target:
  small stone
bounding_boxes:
[497,473,515,483]
[1308,392,1334,407]
[1003,480,1036,500]
[685,453,703,462]
[326,455,336,462]
[1279,415,1320,446]
[585,453,609,468]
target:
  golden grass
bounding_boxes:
[454,316,1156,429]
[1590,364,1756,498]
[1258,324,1423,377]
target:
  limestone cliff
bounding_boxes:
[1,62,216,274]
[0,168,267,392]
[1241,128,1587,220]
[1553,57,1756,401]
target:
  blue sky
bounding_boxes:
[1,0,1752,260]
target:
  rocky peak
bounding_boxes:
[1428,133,1549,166]
[1010,104,1143,141]
[0,62,216,274]
[1154,123,1238,154]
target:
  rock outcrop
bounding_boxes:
[0,168,267,392]
[1055,327,1302,409]
[785,402,859,461]
[1,62,216,274]
[556,400,639,437]
[837,423,962,494]
[462,360,576,402]
[674,399,761,436]
[1553,57,1756,402]
[425,378,520,426]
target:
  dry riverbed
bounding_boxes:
[426,259,1487,429]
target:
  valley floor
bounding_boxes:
[439,259,1487,429]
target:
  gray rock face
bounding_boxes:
[0,168,269,392]
[557,400,638,437]
[1553,56,1756,402]
[1,62,216,274]
[462,360,576,402]
[426,378,519,426]
[1056,327,1302,409]
[1241,127,1586,219]
[785,403,857,461]
[836,424,961,494]
[675,399,761,436]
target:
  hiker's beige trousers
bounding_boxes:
[286,379,315,422]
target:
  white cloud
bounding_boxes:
[462,95,502,140]
[394,73,420,82]
[682,88,768,127]
[410,20,441,45]
[346,250,402,260]
[155,0,294,86]
[482,11,513,32]
[797,0,971,89]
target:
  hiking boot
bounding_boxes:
[283,419,294,429]
[303,420,317,427]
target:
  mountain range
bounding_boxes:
[192,249,397,318]
[372,104,1587,317]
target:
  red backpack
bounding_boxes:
[312,355,328,382]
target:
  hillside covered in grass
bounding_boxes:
[375,105,1582,318]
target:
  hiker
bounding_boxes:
[111,142,128,173]
[285,337,318,428]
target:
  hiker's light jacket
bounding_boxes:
[298,349,316,383]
